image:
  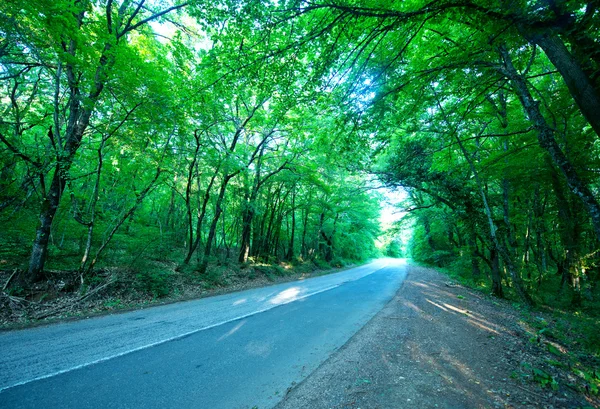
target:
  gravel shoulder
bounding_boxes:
[276,265,599,409]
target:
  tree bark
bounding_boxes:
[79,138,106,273]
[286,188,296,261]
[524,31,600,139]
[490,247,504,298]
[183,171,218,265]
[198,174,235,275]
[499,45,600,243]
[434,89,530,303]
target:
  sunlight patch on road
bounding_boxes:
[425,299,450,312]
[218,320,247,341]
[466,319,500,335]
[443,303,469,315]
[269,287,302,305]
[403,301,423,314]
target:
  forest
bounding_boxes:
[0,0,599,315]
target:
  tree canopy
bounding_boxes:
[1,0,599,308]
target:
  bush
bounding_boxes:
[329,257,348,268]
[136,269,171,298]
[313,258,331,270]
[272,265,288,276]
[202,266,229,287]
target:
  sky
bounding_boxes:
[379,187,407,228]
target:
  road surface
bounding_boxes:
[0,258,407,409]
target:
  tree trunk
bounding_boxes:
[238,207,254,263]
[490,247,504,298]
[198,175,233,275]
[79,138,105,272]
[184,132,202,266]
[26,35,114,282]
[524,31,600,139]
[499,45,600,243]
[238,146,265,264]
[301,206,309,259]
[286,189,296,261]
[183,170,217,265]
[468,236,481,278]
[434,88,524,301]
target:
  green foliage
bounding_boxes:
[312,259,331,270]
[385,239,403,258]
[136,270,171,298]
[520,362,559,391]
[201,266,230,288]
[2,0,598,356]
[533,367,559,391]
[104,299,123,309]
[574,369,600,395]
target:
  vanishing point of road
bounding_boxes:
[0,258,407,409]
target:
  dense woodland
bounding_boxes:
[0,0,599,310]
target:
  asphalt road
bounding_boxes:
[0,258,407,409]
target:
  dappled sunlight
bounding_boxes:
[443,352,477,381]
[415,280,511,337]
[467,319,500,335]
[401,340,495,406]
[442,303,469,315]
[409,280,460,300]
[426,299,450,312]
[405,343,481,398]
[423,288,461,299]
[269,287,302,305]
[403,300,424,314]
[218,320,246,341]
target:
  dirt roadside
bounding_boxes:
[0,262,362,330]
[275,265,599,409]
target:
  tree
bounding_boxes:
[1,0,187,283]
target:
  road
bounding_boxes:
[0,258,407,409]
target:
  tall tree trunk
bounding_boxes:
[238,207,254,263]
[198,174,234,275]
[286,188,296,261]
[183,171,218,265]
[523,31,600,139]
[532,186,547,287]
[263,185,283,257]
[26,22,114,282]
[238,146,265,264]
[490,247,504,298]
[301,207,309,259]
[469,236,481,279]
[499,45,600,242]
[184,131,202,265]
[79,138,106,273]
[435,90,530,303]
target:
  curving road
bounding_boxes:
[0,258,407,409]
